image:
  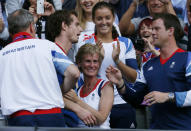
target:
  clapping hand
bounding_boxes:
[112,40,120,64]
[96,39,105,58]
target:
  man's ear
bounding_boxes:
[168,27,174,37]
[61,22,68,31]
[29,23,36,37]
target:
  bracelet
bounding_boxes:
[115,59,120,65]
[117,82,125,90]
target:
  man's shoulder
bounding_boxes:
[142,56,159,69]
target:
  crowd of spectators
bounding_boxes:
[0,0,191,130]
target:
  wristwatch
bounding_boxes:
[168,92,175,102]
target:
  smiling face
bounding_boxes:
[79,53,100,77]
[80,0,99,14]
[152,18,169,48]
[140,23,153,39]
[147,0,166,15]
[93,7,114,36]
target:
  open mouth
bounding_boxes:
[143,35,151,38]
[84,2,93,9]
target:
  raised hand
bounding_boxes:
[96,39,105,58]
[29,5,40,23]
[42,2,55,16]
[112,40,120,64]
[106,65,123,87]
[142,37,160,56]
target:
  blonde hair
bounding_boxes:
[75,44,103,72]
[75,0,101,30]
[75,0,86,30]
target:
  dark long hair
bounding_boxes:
[92,1,119,39]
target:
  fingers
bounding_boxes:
[143,92,154,105]
[96,40,103,48]
[106,65,117,73]
[90,115,97,125]
[83,117,91,127]
[44,2,53,8]
[112,40,120,62]
[158,0,169,5]
[42,2,55,15]
[112,40,120,51]
[83,115,97,127]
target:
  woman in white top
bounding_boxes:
[64,44,114,129]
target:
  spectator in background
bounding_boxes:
[107,0,149,20]
[119,0,188,50]
[23,0,55,39]
[106,13,191,130]
[75,0,100,42]
[119,0,176,36]
[5,0,63,13]
[134,18,160,68]
[76,2,138,129]
[133,17,159,128]
[0,9,80,127]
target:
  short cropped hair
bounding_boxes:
[8,9,34,35]
[152,13,184,41]
[45,10,78,42]
[75,44,103,72]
